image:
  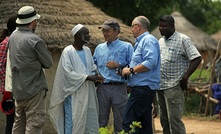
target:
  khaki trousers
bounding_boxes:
[12,89,46,134]
[157,85,186,134]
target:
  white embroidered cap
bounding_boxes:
[71,24,84,36]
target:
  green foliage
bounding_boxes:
[180,0,221,34]
[184,92,201,113]
[87,0,220,34]
[98,126,113,134]
[87,0,175,31]
[98,121,142,134]
[186,68,211,114]
[118,121,142,134]
[190,68,211,83]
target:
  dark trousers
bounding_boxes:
[122,86,156,134]
[97,83,128,133]
[5,112,15,134]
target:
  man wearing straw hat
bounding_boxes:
[8,6,53,134]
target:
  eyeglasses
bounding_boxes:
[131,23,139,28]
[102,28,112,33]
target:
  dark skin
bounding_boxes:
[73,27,104,82]
[159,21,202,90]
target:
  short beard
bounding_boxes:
[81,35,89,45]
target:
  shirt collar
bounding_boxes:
[17,26,33,32]
[106,38,119,46]
[163,31,177,41]
[136,31,149,43]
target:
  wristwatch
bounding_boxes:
[130,68,135,74]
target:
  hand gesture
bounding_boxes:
[87,74,104,82]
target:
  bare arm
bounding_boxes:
[122,64,149,76]
[180,56,202,90]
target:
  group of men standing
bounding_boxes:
[0,5,202,134]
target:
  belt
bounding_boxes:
[102,82,124,85]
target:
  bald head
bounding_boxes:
[134,16,150,30]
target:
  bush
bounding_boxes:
[190,68,211,83]
[99,121,142,134]
[184,92,201,114]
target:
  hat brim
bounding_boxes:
[98,25,112,29]
[16,14,40,24]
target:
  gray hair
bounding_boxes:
[135,16,150,30]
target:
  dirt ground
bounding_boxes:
[0,112,221,134]
[154,116,221,134]
[0,93,220,134]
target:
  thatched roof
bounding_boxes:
[151,11,217,51]
[0,0,135,50]
[211,30,221,42]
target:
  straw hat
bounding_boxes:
[16,6,40,24]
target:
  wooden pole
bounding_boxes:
[205,58,215,115]
[205,40,221,115]
[191,87,219,104]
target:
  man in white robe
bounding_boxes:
[49,24,103,134]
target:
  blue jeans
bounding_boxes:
[122,86,156,134]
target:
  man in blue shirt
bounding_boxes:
[93,19,133,133]
[121,16,161,134]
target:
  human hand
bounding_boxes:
[116,67,123,76]
[180,77,188,91]
[106,61,119,69]
[87,75,104,82]
[96,74,104,82]
[122,68,131,77]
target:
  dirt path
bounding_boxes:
[154,116,221,134]
[1,112,220,133]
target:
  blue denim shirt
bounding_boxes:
[93,39,133,83]
[128,32,161,90]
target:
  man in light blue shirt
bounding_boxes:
[93,19,133,133]
[121,16,161,134]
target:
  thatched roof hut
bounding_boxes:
[211,30,221,42]
[151,11,217,51]
[0,0,134,133]
[0,0,135,51]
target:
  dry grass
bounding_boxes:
[0,0,135,51]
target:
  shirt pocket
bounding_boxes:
[116,52,127,65]
[165,48,179,63]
